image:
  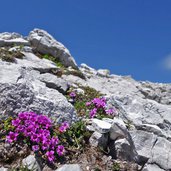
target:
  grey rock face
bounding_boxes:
[56,164,82,171]
[92,118,112,133]
[97,69,110,77]
[130,130,158,163]
[142,163,165,171]
[0,167,8,171]
[114,138,138,162]
[0,32,30,47]
[149,137,171,170]
[28,29,78,69]
[39,73,69,94]
[89,131,108,148]
[22,155,40,171]
[110,118,128,141]
[0,61,76,124]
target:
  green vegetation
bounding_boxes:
[68,86,103,116]
[64,69,86,80]
[112,163,120,171]
[42,54,64,68]
[0,48,24,62]
[59,120,91,150]
[11,165,34,171]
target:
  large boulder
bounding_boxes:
[28,29,78,69]
[0,61,76,124]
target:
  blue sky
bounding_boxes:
[0,0,171,83]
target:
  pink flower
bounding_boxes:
[89,108,97,118]
[12,118,21,127]
[69,92,76,98]
[59,121,69,133]
[46,151,55,162]
[31,133,39,143]
[32,145,39,152]
[6,131,18,143]
[56,145,65,156]
[92,97,106,108]
[105,108,116,115]
[86,102,91,106]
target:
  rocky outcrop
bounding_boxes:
[0,60,76,124]
[0,29,171,171]
[63,65,171,170]
[28,29,78,69]
[0,32,30,46]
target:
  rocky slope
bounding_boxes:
[0,29,171,171]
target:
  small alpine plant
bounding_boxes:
[86,97,116,118]
[6,112,69,163]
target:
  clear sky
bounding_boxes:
[0,0,171,83]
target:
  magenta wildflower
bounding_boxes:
[56,145,65,156]
[12,118,21,127]
[86,102,91,106]
[18,112,28,120]
[6,131,18,143]
[50,137,59,146]
[92,97,106,108]
[31,133,39,143]
[46,151,55,162]
[32,145,39,152]
[16,125,25,133]
[69,92,76,98]
[59,121,69,133]
[89,108,97,118]
[105,108,116,115]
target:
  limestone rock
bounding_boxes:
[0,61,77,123]
[89,131,108,148]
[142,163,165,171]
[56,164,82,171]
[39,73,69,94]
[114,138,138,162]
[28,29,78,69]
[148,137,171,170]
[130,130,157,164]
[22,155,39,171]
[0,32,30,47]
[110,118,128,140]
[92,118,112,133]
[97,69,110,77]
[0,167,8,171]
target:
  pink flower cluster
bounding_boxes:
[86,97,116,118]
[6,112,69,162]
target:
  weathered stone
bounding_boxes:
[97,69,110,77]
[89,131,108,148]
[0,32,30,47]
[56,164,82,171]
[110,118,128,140]
[142,163,165,171]
[114,138,138,162]
[28,29,78,69]
[130,130,157,164]
[135,124,164,137]
[148,137,171,170]
[92,118,112,133]
[73,88,84,94]
[0,62,77,123]
[0,167,8,171]
[22,155,39,171]
[39,73,69,94]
